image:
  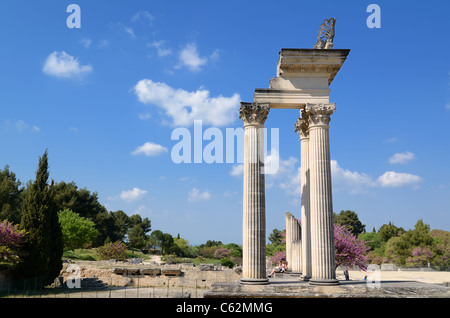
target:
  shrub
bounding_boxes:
[162,254,180,264]
[97,241,127,261]
[220,257,234,268]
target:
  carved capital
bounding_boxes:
[304,103,335,127]
[294,115,309,139]
[239,102,270,127]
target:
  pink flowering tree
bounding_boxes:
[406,247,433,267]
[268,251,286,266]
[334,223,371,270]
[0,220,26,265]
[268,223,371,270]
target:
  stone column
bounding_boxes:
[305,103,339,286]
[239,102,270,285]
[295,113,312,281]
[286,212,302,273]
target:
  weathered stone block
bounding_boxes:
[161,269,182,276]
[127,268,140,275]
[141,268,161,276]
[199,264,214,271]
[112,267,127,275]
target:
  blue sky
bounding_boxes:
[0,1,449,245]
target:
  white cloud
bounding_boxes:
[138,113,151,120]
[210,49,220,61]
[80,38,92,49]
[279,166,302,196]
[265,150,297,177]
[149,41,172,57]
[112,22,136,38]
[177,43,208,72]
[383,137,398,143]
[276,157,422,197]
[445,103,450,110]
[97,40,109,48]
[331,160,374,194]
[389,151,415,164]
[15,120,28,131]
[14,120,40,132]
[134,205,152,216]
[43,51,92,79]
[376,171,422,188]
[188,188,210,202]
[230,164,244,176]
[133,79,240,126]
[124,27,135,38]
[131,142,168,156]
[120,188,147,201]
[131,10,154,25]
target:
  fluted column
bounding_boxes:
[286,212,302,273]
[295,113,312,281]
[305,103,339,286]
[239,102,270,285]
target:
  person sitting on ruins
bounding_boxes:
[268,259,287,277]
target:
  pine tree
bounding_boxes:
[16,150,63,286]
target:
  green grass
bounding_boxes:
[62,248,152,261]
[62,249,226,266]
[62,248,100,261]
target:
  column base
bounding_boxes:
[240,278,270,285]
[300,274,312,281]
[309,278,340,286]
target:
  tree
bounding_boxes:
[17,150,63,286]
[334,223,370,270]
[127,214,151,250]
[268,228,284,245]
[173,237,191,257]
[214,248,231,259]
[224,243,242,258]
[0,219,26,265]
[53,181,124,246]
[406,219,433,247]
[110,210,129,240]
[334,210,366,236]
[378,222,404,242]
[0,165,24,224]
[53,181,107,220]
[406,247,433,267]
[128,224,146,249]
[58,208,99,251]
[385,236,411,265]
[148,230,174,255]
[93,211,123,246]
[430,229,450,268]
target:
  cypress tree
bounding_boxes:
[16,150,63,286]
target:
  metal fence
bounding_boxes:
[1,279,209,298]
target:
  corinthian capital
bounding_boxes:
[294,114,309,139]
[304,103,335,127]
[239,102,270,126]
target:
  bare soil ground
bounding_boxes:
[341,269,450,285]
